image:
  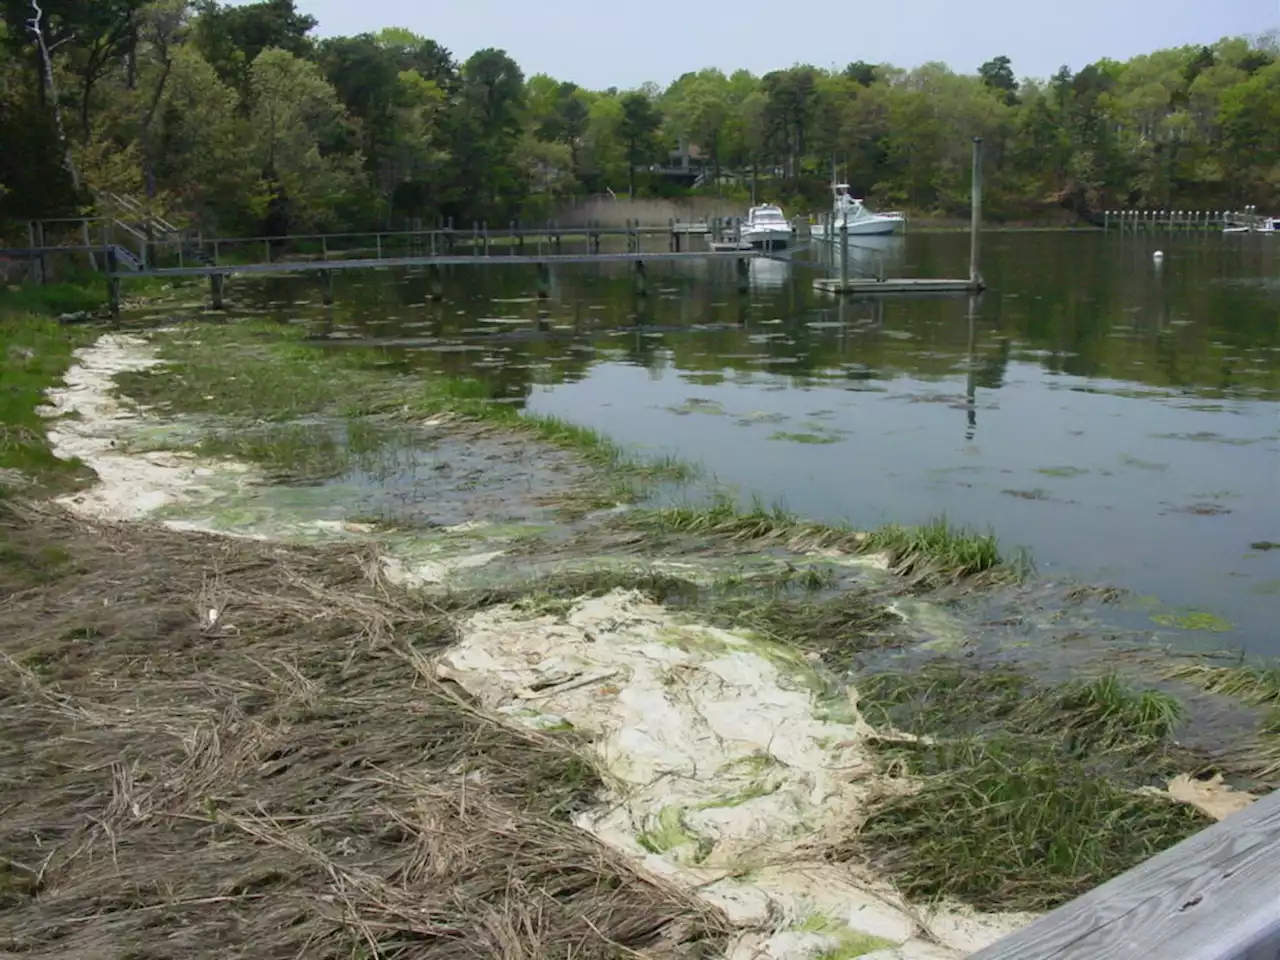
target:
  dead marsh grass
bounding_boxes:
[0,500,727,959]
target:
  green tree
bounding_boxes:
[193,0,315,91]
[618,90,662,196]
[247,47,362,231]
[979,55,1019,105]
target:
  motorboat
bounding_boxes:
[1223,207,1276,234]
[739,203,794,249]
[813,184,906,238]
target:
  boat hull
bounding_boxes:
[741,228,793,249]
[814,217,903,238]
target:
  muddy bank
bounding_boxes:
[11,327,1273,959]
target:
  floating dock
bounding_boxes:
[814,276,983,295]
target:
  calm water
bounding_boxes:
[242,231,1279,654]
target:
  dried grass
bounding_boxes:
[0,500,727,959]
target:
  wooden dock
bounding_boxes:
[813,276,982,295]
[973,789,1280,959]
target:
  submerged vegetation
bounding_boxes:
[853,663,1210,910]
[113,320,691,489]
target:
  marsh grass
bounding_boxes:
[856,737,1209,912]
[1165,663,1280,706]
[860,518,1006,585]
[0,499,728,957]
[445,568,702,613]
[643,499,1012,586]
[0,314,94,495]
[851,660,1207,910]
[1167,664,1280,783]
[1054,674,1185,752]
[707,590,899,669]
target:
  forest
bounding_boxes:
[0,0,1277,236]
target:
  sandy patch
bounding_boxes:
[439,589,1032,959]
[42,334,253,524]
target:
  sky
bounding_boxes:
[286,0,1279,87]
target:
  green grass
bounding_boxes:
[639,499,1015,586]
[860,518,1005,585]
[850,659,1208,911]
[0,314,95,496]
[0,280,107,317]
[1165,663,1280,706]
[1054,674,1185,752]
[708,590,898,670]
[856,737,1208,912]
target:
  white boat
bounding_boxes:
[739,204,794,249]
[1223,207,1277,234]
[813,184,906,238]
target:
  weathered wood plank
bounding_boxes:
[971,789,1280,960]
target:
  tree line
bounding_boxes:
[1,0,1276,236]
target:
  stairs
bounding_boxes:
[99,193,213,268]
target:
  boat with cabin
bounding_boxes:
[813,184,906,238]
[739,204,794,249]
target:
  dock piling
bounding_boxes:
[736,256,750,295]
[210,273,226,310]
[428,263,443,300]
[321,269,334,306]
[970,136,984,288]
[633,260,648,297]
[537,262,551,300]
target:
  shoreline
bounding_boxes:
[3,317,1273,958]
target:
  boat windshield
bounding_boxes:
[751,206,787,223]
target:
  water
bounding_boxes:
[239,231,1279,654]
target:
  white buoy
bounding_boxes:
[1153,250,1165,260]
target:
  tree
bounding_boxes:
[979,55,1019,105]
[1219,61,1280,201]
[247,48,362,231]
[450,48,526,218]
[193,0,315,90]
[618,90,662,196]
[843,60,877,87]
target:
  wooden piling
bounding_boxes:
[736,256,750,295]
[428,263,443,301]
[969,136,984,288]
[537,262,551,300]
[321,269,334,306]
[210,273,226,310]
[633,260,648,297]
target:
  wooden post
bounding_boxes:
[482,222,489,257]
[375,233,383,260]
[840,223,849,289]
[264,239,271,264]
[1104,210,1110,232]
[736,256,750,295]
[321,269,334,306]
[969,136,983,289]
[428,263,443,301]
[633,260,648,297]
[553,220,562,253]
[80,219,97,271]
[105,247,120,322]
[537,262,551,300]
[35,221,49,284]
[210,273,225,310]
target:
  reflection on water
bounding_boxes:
[243,232,1278,654]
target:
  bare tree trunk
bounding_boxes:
[28,0,82,194]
